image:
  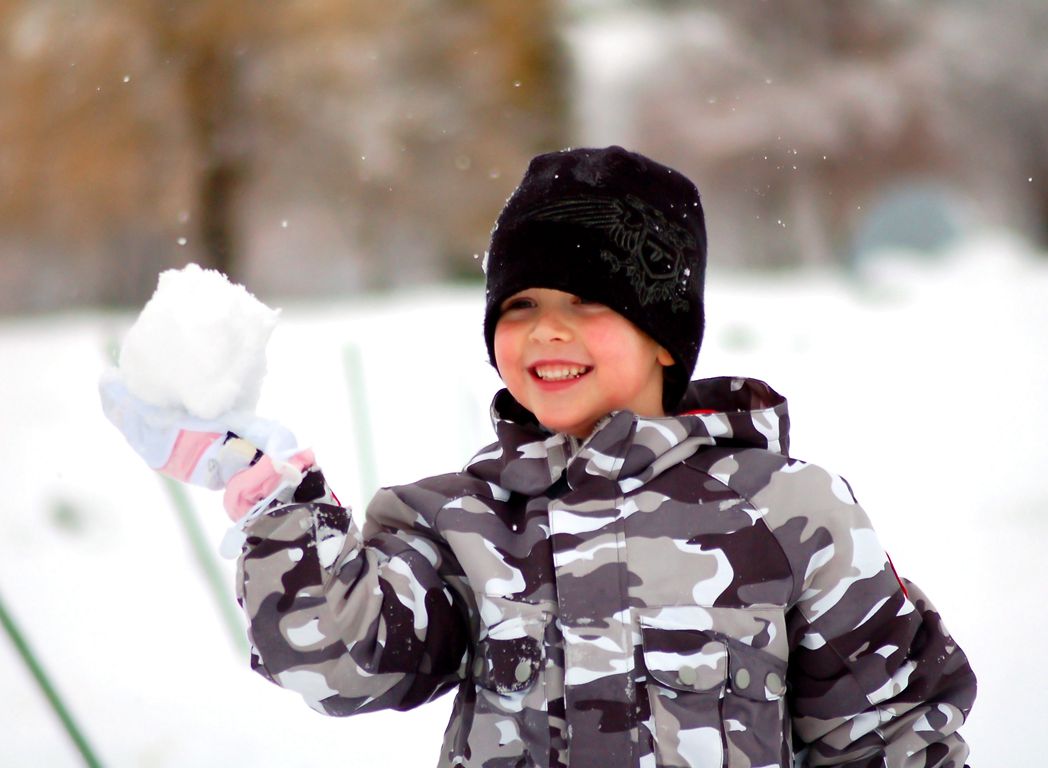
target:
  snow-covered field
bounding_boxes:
[2,233,1045,766]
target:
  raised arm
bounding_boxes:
[101,373,474,716]
[236,476,474,716]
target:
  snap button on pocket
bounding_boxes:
[766,671,786,697]
[514,660,534,683]
[677,665,698,686]
[733,668,751,690]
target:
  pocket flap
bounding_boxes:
[473,597,549,694]
[473,634,542,693]
[638,605,787,701]
[639,624,728,693]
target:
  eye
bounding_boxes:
[500,296,535,312]
[574,295,607,310]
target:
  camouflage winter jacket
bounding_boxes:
[236,377,976,767]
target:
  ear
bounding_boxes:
[656,346,674,367]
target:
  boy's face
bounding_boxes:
[494,287,673,438]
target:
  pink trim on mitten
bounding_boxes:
[160,431,223,482]
[222,450,316,522]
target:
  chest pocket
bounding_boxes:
[473,631,543,694]
[638,605,789,768]
[455,596,552,767]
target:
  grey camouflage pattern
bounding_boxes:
[236,377,975,767]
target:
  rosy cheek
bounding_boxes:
[586,318,629,356]
[493,325,520,374]
[579,314,609,337]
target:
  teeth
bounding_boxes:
[535,365,588,381]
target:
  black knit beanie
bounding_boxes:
[483,145,707,413]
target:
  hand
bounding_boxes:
[100,370,313,520]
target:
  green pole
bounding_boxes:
[0,588,104,768]
[344,342,378,504]
[161,478,248,657]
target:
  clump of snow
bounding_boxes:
[117,263,280,419]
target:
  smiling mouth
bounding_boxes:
[531,364,592,382]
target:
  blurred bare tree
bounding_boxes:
[2,0,1045,312]
[0,0,566,311]
[0,1,193,307]
[567,0,1048,266]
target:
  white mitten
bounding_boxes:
[100,371,313,521]
[101,263,317,522]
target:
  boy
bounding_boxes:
[103,146,976,767]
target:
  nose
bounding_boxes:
[528,307,573,344]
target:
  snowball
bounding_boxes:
[118,263,280,419]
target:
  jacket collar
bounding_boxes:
[466,377,790,496]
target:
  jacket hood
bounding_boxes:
[466,376,790,496]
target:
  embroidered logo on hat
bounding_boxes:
[525,194,696,312]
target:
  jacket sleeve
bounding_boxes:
[757,460,976,767]
[235,468,473,716]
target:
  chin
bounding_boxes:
[539,417,593,438]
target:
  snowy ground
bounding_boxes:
[2,232,1045,766]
